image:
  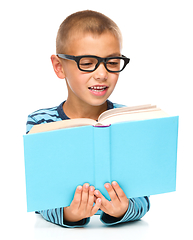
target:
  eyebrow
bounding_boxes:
[106,53,121,57]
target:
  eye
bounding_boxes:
[80,62,93,66]
[107,59,120,67]
[79,57,98,70]
[108,61,119,65]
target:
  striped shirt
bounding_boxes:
[26,100,150,227]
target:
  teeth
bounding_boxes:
[90,86,107,90]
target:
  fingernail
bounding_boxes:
[77,185,82,190]
[112,181,117,186]
[95,190,99,195]
[105,183,110,188]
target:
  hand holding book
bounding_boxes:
[63,183,101,223]
[94,181,129,219]
[63,181,128,223]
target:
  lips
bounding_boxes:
[88,85,109,96]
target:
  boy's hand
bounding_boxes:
[94,181,129,219]
[63,183,101,223]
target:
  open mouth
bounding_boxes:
[88,85,108,92]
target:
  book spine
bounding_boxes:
[93,126,111,200]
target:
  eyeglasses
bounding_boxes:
[57,54,130,73]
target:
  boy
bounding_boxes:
[26,10,150,227]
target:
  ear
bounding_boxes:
[51,55,66,79]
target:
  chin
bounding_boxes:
[87,99,108,107]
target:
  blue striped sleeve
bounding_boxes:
[100,196,150,225]
[37,208,90,228]
[26,115,38,133]
[26,106,61,134]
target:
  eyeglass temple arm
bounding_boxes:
[57,54,76,60]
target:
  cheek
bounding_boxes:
[65,72,91,93]
[110,74,119,87]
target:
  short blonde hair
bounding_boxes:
[56,10,122,54]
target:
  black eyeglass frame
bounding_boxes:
[57,54,130,73]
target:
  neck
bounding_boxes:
[63,99,108,120]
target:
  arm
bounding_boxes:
[94,182,150,225]
[100,197,150,225]
[36,208,90,228]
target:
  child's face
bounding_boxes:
[61,32,121,107]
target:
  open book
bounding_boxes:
[24,104,179,212]
[29,104,169,134]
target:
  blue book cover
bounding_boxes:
[23,116,178,212]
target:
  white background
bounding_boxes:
[0,1,192,239]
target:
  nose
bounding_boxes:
[93,62,108,81]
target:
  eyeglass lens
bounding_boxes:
[79,57,125,72]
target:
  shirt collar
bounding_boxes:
[57,100,114,120]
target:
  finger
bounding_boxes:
[79,183,89,209]
[94,189,103,198]
[70,185,82,209]
[94,189,112,211]
[104,183,120,205]
[87,186,95,209]
[111,181,128,202]
[96,202,107,213]
[94,195,108,214]
[90,198,101,216]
